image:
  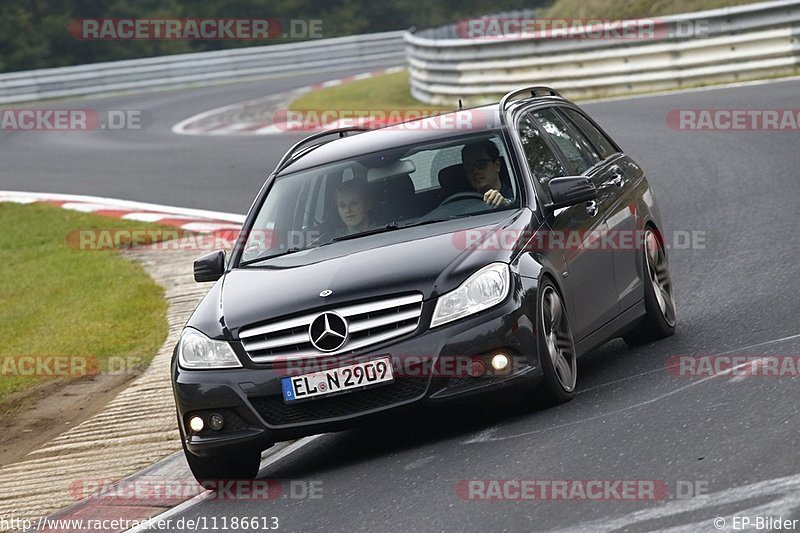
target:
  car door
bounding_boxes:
[558,107,642,312]
[517,108,620,341]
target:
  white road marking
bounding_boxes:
[171,92,298,136]
[180,221,241,233]
[0,190,245,224]
[403,455,436,471]
[550,473,800,533]
[170,67,401,137]
[463,333,800,445]
[577,332,800,396]
[59,202,121,212]
[0,196,36,204]
[125,436,322,532]
[122,213,196,222]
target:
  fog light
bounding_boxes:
[491,353,509,371]
[208,413,225,431]
[468,359,486,377]
[189,416,204,432]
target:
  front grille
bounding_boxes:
[238,294,424,364]
[249,377,428,426]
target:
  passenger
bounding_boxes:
[461,141,513,207]
[336,179,373,234]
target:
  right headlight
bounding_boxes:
[431,263,510,328]
[178,328,242,369]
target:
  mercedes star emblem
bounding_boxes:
[309,312,348,352]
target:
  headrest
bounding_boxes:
[438,164,469,193]
[381,174,414,196]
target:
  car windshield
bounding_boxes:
[239,133,520,265]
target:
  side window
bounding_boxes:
[531,108,597,175]
[518,113,567,188]
[561,108,618,160]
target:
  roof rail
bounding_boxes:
[498,86,561,124]
[273,127,371,175]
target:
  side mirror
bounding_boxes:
[194,250,226,283]
[547,176,598,209]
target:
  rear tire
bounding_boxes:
[623,227,676,346]
[182,440,261,483]
[536,278,577,404]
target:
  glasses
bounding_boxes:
[463,159,496,172]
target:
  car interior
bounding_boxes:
[242,137,520,259]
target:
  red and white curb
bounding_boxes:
[172,67,404,137]
[0,191,244,233]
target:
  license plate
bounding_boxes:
[281,357,393,402]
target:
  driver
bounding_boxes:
[461,141,513,208]
[336,178,374,234]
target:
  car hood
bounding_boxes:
[212,208,538,336]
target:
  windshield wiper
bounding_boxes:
[399,216,463,229]
[240,247,303,267]
[329,223,400,243]
[328,217,463,244]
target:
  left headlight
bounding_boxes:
[431,263,510,328]
[178,328,242,369]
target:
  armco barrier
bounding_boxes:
[404,1,800,104]
[0,31,405,104]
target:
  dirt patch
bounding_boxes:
[0,371,139,467]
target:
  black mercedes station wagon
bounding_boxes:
[172,87,676,481]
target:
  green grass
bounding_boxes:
[289,70,452,113]
[543,0,760,18]
[0,202,173,412]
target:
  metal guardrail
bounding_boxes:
[404,1,800,104]
[0,31,406,104]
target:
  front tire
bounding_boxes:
[623,227,677,346]
[537,279,578,404]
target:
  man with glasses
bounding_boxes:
[461,140,513,208]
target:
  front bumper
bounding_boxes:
[172,296,542,457]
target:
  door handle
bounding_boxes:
[586,200,598,216]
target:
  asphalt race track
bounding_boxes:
[3,71,799,531]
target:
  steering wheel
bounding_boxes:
[438,191,485,206]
